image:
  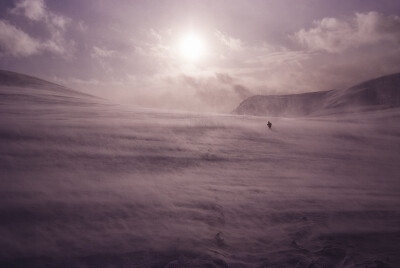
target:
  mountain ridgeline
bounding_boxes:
[0,70,94,98]
[1,70,399,117]
[233,73,400,116]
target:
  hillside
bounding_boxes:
[0,70,64,88]
[0,70,96,99]
[234,73,400,117]
[1,70,400,267]
[0,70,99,109]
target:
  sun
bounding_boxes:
[179,33,206,62]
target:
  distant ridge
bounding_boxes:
[0,70,95,98]
[0,70,63,89]
[233,73,400,116]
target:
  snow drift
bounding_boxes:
[233,73,400,116]
[1,70,400,267]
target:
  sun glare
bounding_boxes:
[179,33,206,62]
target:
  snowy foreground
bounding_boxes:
[1,84,400,267]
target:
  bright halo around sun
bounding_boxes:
[179,33,206,62]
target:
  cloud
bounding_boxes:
[233,84,252,99]
[215,72,235,84]
[91,46,116,58]
[294,12,400,53]
[90,46,118,73]
[132,29,171,59]
[11,0,69,29]
[215,30,243,50]
[10,0,47,21]
[0,20,41,57]
[164,73,253,112]
[0,19,73,57]
[4,0,73,58]
[149,28,163,42]
[77,21,88,32]
[244,47,311,68]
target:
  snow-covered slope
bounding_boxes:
[234,73,400,117]
[0,69,101,112]
[0,70,62,88]
[322,73,400,113]
[0,70,95,97]
[1,71,400,267]
[233,90,331,117]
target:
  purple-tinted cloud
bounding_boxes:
[294,12,400,53]
[215,30,243,51]
[0,18,72,57]
[10,0,47,22]
[0,0,74,58]
[0,20,40,57]
[11,0,69,29]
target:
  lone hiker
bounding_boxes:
[267,121,272,129]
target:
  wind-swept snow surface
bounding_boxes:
[1,71,400,267]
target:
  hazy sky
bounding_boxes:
[1,0,400,112]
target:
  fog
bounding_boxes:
[1,79,399,267]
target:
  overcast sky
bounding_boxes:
[1,0,400,112]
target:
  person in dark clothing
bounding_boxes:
[267,121,272,129]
